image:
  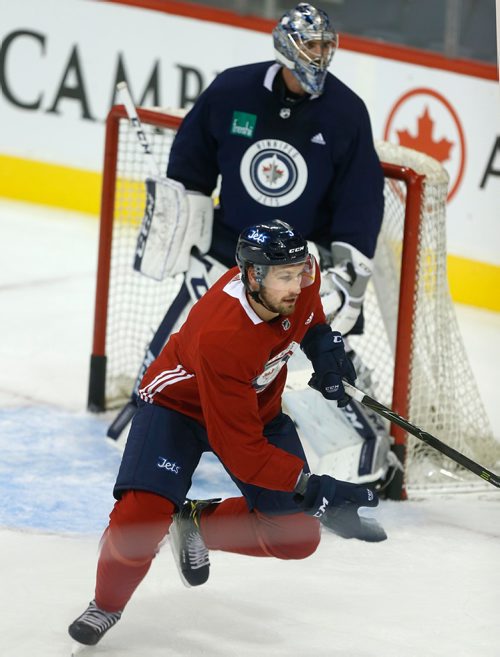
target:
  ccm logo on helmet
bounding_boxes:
[289,246,305,253]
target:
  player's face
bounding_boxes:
[297,37,335,68]
[259,263,306,316]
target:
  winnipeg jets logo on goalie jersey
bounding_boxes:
[240,140,308,206]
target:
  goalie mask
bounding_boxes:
[236,220,315,312]
[273,3,338,95]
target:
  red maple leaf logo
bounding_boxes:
[397,106,454,163]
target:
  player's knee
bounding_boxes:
[254,511,321,560]
[107,489,175,561]
[283,516,321,559]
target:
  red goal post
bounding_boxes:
[88,106,500,498]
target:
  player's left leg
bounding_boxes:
[171,411,320,588]
[200,411,320,559]
[199,497,320,559]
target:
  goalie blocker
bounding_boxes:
[135,176,214,280]
[320,241,373,336]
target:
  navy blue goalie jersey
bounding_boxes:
[167,61,384,264]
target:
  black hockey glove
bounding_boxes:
[321,501,387,542]
[301,324,356,407]
[294,473,386,542]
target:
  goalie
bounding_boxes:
[124,3,393,488]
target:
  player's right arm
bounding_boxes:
[166,85,220,196]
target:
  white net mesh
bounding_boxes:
[350,141,500,494]
[96,112,500,495]
[105,116,185,405]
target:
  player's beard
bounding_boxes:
[258,287,299,316]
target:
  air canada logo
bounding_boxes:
[240,140,308,206]
[383,88,466,201]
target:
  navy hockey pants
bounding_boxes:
[114,400,309,514]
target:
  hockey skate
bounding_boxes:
[169,498,220,587]
[68,599,122,649]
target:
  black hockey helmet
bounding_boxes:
[236,219,312,289]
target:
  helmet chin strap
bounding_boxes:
[249,287,275,313]
[245,265,276,314]
[247,283,279,314]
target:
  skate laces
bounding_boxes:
[77,600,122,632]
[181,501,209,570]
[185,529,209,570]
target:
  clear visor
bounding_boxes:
[256,255,316,292]
[288,32,337,70]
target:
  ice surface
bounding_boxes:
[1,199,499,656]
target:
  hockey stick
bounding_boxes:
[117,81,167,276]
[116,81,161,176]
[106,281,191,439]
[106,82,174,439]
[343,382,500,489]
[106,252,220,440]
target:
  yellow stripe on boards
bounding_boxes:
[0,154,499,313]
[0,155,101,215]
[447,255,500,312]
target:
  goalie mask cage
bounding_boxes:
[88,105,500,499]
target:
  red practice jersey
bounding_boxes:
[139,264,326,492]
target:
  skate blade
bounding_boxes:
[168,523,192,589]
[71,641,91,656]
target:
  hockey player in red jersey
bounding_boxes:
[69,220,384,650]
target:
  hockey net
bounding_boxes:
[88,106,500,498]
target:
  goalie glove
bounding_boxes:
[135,176,213,280]
[320,242,373,335]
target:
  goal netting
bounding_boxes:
[88,106,500,498]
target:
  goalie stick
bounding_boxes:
[106,281,191,439]
[343,382,500,489]
[116,81,161,176]
[117,80,168,277]
[107,81,178,439]
[106,252,220,440]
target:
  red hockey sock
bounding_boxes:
[95,490,175,612]
[200,497,320,559]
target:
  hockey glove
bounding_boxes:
[294,473,378,517]
[301,324,356,407]
[320,480,387,542]
[294,474,386,542]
